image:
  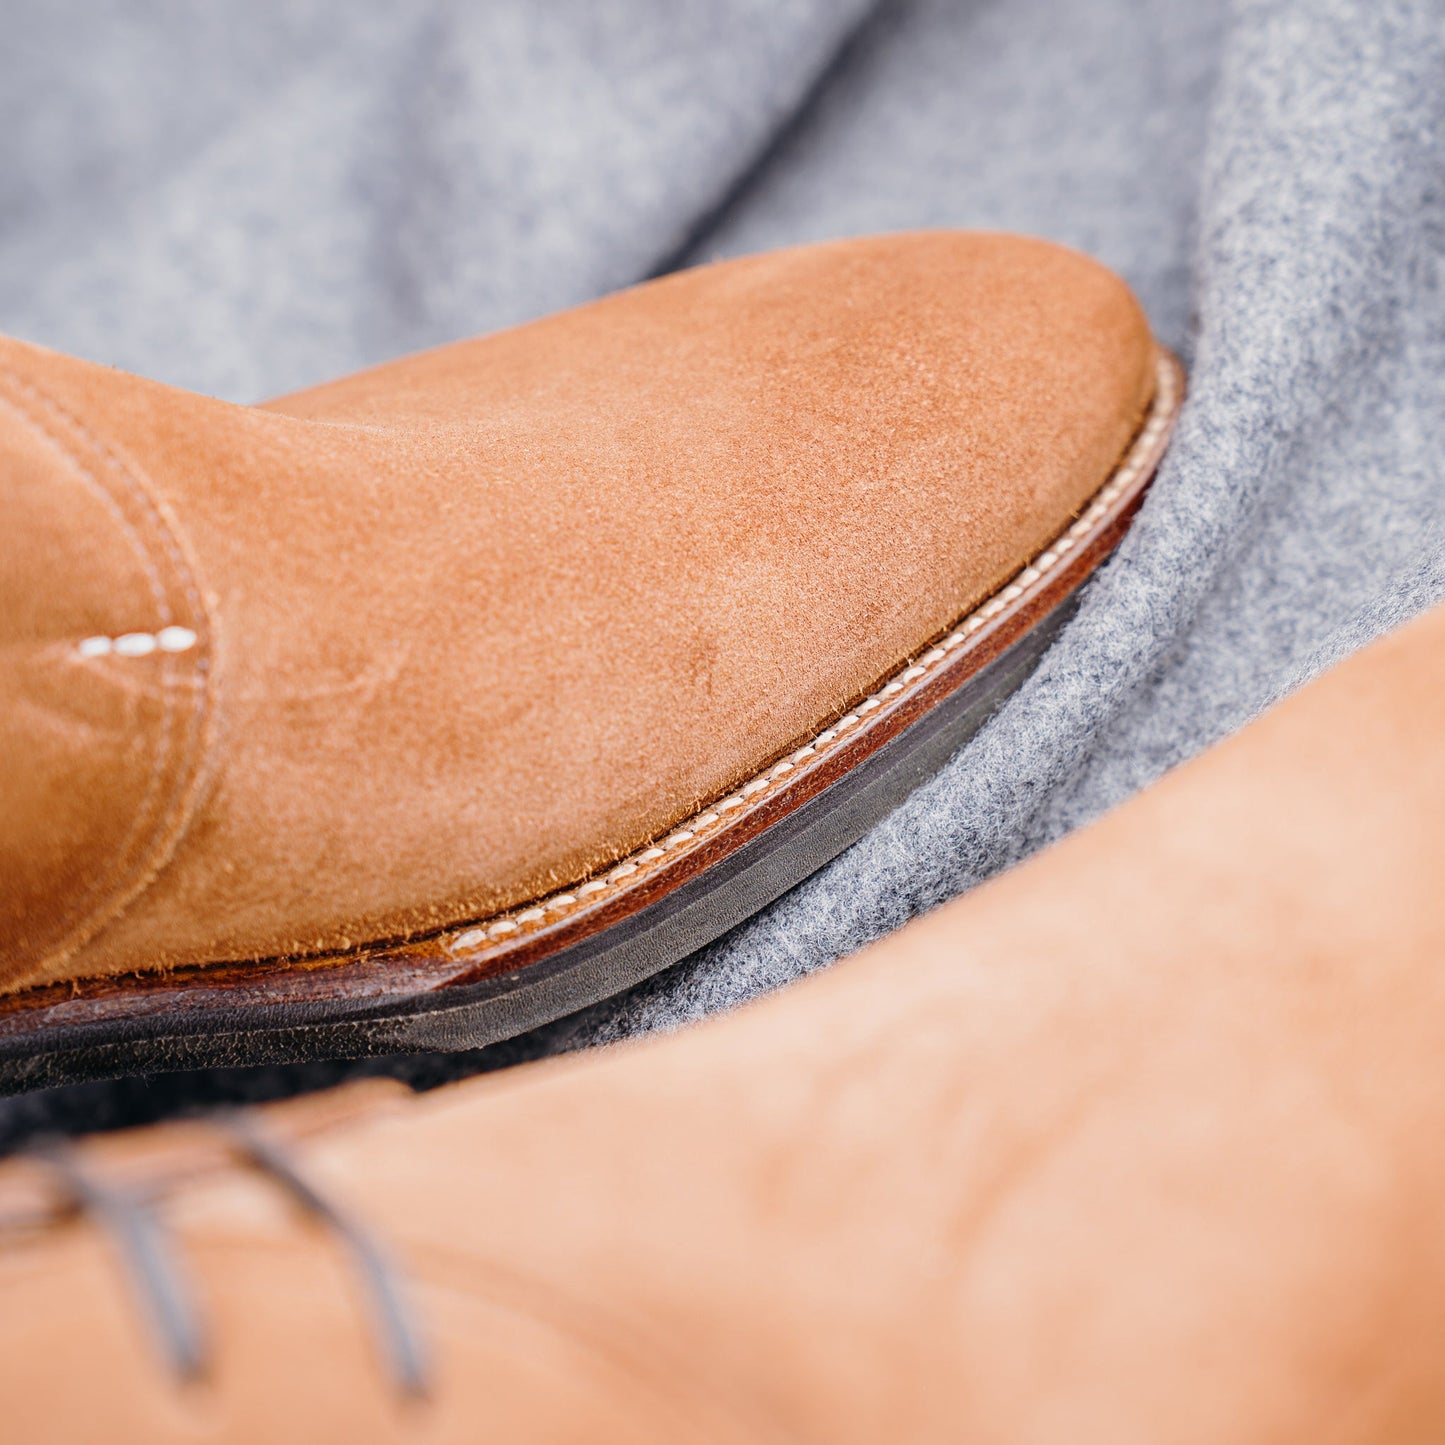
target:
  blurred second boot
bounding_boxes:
[3,577,1445,1442]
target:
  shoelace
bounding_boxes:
[25,1111,429,1396]
[29,1134,208,1380]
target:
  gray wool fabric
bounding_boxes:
[2,0,1444,1139]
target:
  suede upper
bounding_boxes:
[0,231,1155,991]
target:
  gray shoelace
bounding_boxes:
[25,1111,429,1396]
[29,1134,208,1380]
[215,1108,429,1396]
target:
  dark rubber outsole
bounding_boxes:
[0,354,1182,1097]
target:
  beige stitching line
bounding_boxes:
[0,385,182,938]
[0,391,172,623]
[0,367,209,635]
[0,365,215,979]
[76,627,199,659]
[5,372,224,951]
[442,354,1180,962]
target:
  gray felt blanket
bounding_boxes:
[2,0,1442,1137]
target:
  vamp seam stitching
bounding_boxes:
[0,365,218,981]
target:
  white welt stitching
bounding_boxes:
[440,353,1181,963]
[77,627,199,659]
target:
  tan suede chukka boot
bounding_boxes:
[0,232,1180,1088]
[3,596,1445,1442]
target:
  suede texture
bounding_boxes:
[4,601,1445,1441]
[0,232,1154,992]
[0,371,213,974]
